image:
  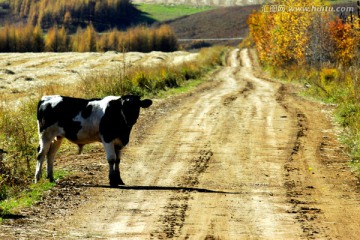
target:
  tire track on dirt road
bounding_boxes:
[277,83,360,239]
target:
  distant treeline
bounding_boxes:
[0,23,178,52]
[6,0,153,31]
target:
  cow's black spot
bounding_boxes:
[100,99,130,144]
[121,95,142,126]
[81,105,93,119]
[37,96,90,140]
[62,120,82,141]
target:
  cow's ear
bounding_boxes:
[140,99,152,108]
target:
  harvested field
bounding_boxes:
[0,51,197,102]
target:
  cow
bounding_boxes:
[35,95,152,186]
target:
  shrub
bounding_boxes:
[0,99,38,196]
[320,68,339,85]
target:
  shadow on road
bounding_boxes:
[79,184,245,195]
[0,213,26,220]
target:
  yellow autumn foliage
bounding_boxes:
[248,0,334,66]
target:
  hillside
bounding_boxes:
[163,5,261,48]
[133,0,263,7]
[0,0,155,32]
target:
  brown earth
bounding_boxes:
[165,5,261,48]
[1,48,360,239]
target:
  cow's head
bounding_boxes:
[120,95,152,126]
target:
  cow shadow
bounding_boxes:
[0,213,26,220]
[80,184,244,195]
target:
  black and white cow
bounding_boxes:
[35,95,152,186]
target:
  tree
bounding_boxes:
[32,25,45,52]
[45,26,68,52]
[329,17,360,66]
[248,0,330,67]
[154,25,178,52]
[306,12,335,68]
[247,11,274,64]
[71,27,83,52]
[84,23,97,52]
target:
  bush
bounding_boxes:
[336,103,359,127]
[320,68,339,85]
[0,99,38,198]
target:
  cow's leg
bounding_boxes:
[35,133,52,183]
[46,137,63,182]
[114,145,125,186]
[103,142,124,187]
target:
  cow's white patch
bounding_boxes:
[72,96,121,144]
[41,95,63,108]
[103,141,117,161]
[38,122,65,145]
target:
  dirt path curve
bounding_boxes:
[2,48,360,239]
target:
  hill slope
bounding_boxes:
[133,0,263,7]
[163,5,261,47]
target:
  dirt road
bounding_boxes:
[2,48,360,239]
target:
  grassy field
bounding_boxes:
[136,3,215,22]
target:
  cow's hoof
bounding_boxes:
[109,182,118,187]
[118,179,125,186]
[47,176,55,183]
[109,178,125,187]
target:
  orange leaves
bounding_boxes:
[328,18,359,66]
[247,11,274,63]
[247,0,359,67]
[249,0,319,66]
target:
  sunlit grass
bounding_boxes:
[136,3,215,22]
[0,170,69,220]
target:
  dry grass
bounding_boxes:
[0,51,198,102]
